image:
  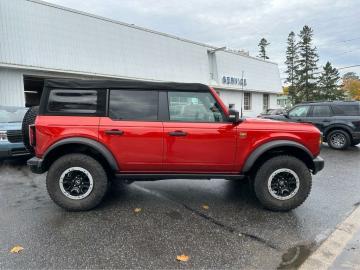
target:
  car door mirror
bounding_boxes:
[228,109,240,123]
[283,112,289,118]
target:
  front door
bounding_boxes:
[163,90,238,173]
[99,89,163,172]
[288,105,311,122]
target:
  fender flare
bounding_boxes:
[323,124,353,137]
[43,137,119,171]
[242,140,314,173]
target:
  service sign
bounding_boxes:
[222,76,247,87]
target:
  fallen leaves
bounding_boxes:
[176,254,189,262]
[134,208,142,213]
[10,245,24,253]
[202,204,209,210]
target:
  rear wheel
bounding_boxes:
[327,130,350,150]
[21,106,39,154]
[254,156,312,211]
[46,154,108,211]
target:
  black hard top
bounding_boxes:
[44,78,210,91]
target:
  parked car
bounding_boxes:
[0,106,29,160]
[263,101,360,150]
[24,79,324,211]
[257,108,286,118]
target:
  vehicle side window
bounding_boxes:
[109,90,158,121]
[288,106,310,117]
[332,104,360,116]
[47,89,104,115]
[168,91,224,122]
[312,105,332,117]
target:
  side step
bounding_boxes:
[114,173,245,181]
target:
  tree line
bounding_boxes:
[257,26,360,104]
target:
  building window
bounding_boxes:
[244,92,251,110]
[263,94,269,112]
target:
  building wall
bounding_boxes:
[217,89,278,117]
[215,51,282,93]
[0,0,282,114]
[0,0,208,83]
[0,68,24,106]
[0,0,281,90]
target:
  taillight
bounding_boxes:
[29,124,36,147]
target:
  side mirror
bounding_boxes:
[284,112,289,118]
[228,109,240,123]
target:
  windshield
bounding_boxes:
[0,106,28,123]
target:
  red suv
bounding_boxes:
[24,79,324,211]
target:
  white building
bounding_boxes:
[0,0,282,117]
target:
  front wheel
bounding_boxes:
[254,156,312,211]
[46,154,108,211]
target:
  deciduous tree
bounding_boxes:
[342,76,360,100]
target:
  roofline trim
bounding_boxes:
[0,62,282,94]
[211,85,282,94]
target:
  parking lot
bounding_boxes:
[0,144,359,269]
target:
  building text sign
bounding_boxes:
[222,76,247,87]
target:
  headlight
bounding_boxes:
[0,130,8,141]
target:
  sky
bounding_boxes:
[46,0,360,83]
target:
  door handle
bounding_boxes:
[168,130,187,137]
[105,129,124,135]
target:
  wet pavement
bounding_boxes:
[0,144,359,269]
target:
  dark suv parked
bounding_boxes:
[263,101,360,150]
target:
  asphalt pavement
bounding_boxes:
[0,144,359,269]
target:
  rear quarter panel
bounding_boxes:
[35,116,100,157]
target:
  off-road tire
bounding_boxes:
[21,106,39,154]
[327,130,350,150]
[46,154,108,211]
[254,155,312,211]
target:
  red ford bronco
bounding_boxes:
[24,79,324,211]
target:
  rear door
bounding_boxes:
[163,90,237,173]
[99,89,163,172]
[307,105,333,132]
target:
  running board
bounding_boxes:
[114,173,245,181]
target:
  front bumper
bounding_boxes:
[351,131,360,140]
[27,157,45,174]
[0,144,30,160]
[312,156,324,174]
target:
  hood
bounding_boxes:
[242,117,318,132]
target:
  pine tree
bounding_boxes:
[284,31,299,103]
[258,38,270,60]
[317,62,344,100]
[296,25,319,102]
